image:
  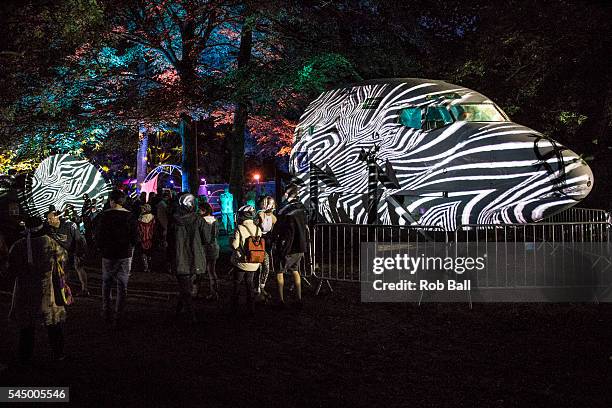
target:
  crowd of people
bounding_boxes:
[0,184,309,364]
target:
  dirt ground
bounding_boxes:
[1,254,612,408]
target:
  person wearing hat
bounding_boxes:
[230,205,263,315]
[167,193,212,323]
[7,216,68,363]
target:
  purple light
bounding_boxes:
[170,180,174,184]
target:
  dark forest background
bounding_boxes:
[0,0,610,207]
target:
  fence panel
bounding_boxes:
[308,221,612,300]
[310,223,447,282]
[545,207,610,223]
[454,222,612,292]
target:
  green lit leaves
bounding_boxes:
[55,0,105,47]
[555,110,588,136]
[294,53,360,94]
[558,111,587,126]
[454,59,486,82]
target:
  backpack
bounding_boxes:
[238,225,266,263]
[138,219,156,250]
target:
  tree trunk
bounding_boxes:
[136,125,148,191]
[230,102,248,206]
[136,58,148,192]
[229,17,254,208]
[180,114,199,194]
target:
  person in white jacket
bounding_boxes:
[230,205,262,314]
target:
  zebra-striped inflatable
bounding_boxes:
[290,78,593,230]
[21,154,112,218]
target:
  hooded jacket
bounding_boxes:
[168,210,212,275]
[272,199,308,258]
[8,228,67,328]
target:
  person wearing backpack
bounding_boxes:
[137,204,156,273]
[255,196,277,301]
[230,205,264,315]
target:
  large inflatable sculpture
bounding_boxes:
[21,154,112,218]
[290,78,593,230]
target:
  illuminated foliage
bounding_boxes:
[0,0,609,205]
[295,54,358,94]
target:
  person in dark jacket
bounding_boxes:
[95,190,137,326]
[81,197,100,252]
[255,196,277,301]
[81,193,91,220]
[168,193,212,323]
[45,210,89,296]
[131,192,147,220]
[199,201,220,300]
[157,190,171,246]
[271,184,308,307]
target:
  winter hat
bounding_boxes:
[179,194,196,212]
[238,205,256,220]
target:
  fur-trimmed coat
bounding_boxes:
[8,232,67,328]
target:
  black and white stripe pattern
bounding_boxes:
[21,154,112,218]
[290,79,593,230]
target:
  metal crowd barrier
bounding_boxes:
[453,222,612,294]
[307,220,612,300]
[308,223,447,286]
[455,221,611,244]
[545,207,610,223]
